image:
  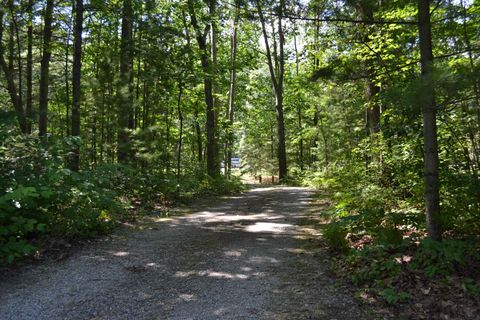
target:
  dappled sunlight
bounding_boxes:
[244,222,294,234]
[224,250,245,257]
[111,251,130,257]
[177,294,196,302]
[82,255,107,261]
[248,256,279,264]
[184,211,284,224]
[174,270,250,280]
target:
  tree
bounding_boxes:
[255,0,288,180]
[117,0,134,163]
[26,0,34,134]
[0,6,27,133]
[39,0,54,137]
[188,0,219,176]
[418,0,441,240]
[224,0,240,176]
[70,0,84,172]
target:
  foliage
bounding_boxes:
[0,131,243,265]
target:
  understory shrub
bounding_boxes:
[0,132,244,265]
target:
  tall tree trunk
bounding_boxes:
[418,0,441,241]
[256,0,287,180]
[117,0,134,163]
[225,1,239,177]
[195,108,203,163]
[177,81,184,178]
[0,10,26,133]
[355,2,381,135]
[70,0,84,172]
[294,32,304,171]
[64,6,73,137]
[11,3,23,127]
[188,0,218,176]
[26,0,34,134]
[38,0,54,137]
[8,0,14,75]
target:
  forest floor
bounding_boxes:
[0,185,381,320]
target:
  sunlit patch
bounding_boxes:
[145,262,160,268]
[201,271,248,279]
[84,255,106,261]
[250,187,280,192]
[244,222,293,234]
[175,271,197,278]
[248,256,279,264]
[256,237,268,241]
[224,250,244,257]
[174,270,249,280]
[152,217,174,223]
[286,248,308,254]
[241,267,252,272]
[178,294,195,301]
[186,212,284,224]
[112,251,129,257]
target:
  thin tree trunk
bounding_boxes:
[70,0,83,171]
[117,0,134,163]
[38,0,54,137]
[255,0,287,180]
[177,81,184,178]
[294,32,304,171]
[8,0,14,75]
[64,15,72,137]
[12,6,23,127]
[188,0,218,176]
[165,105,171,172]
[195,108,203,163]
[418,0,441,241]
[26,0,33,134]
[100,91,105,164]
[0,9,26,133]
[225,1,239,177]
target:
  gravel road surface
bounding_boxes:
[0,186,373,320]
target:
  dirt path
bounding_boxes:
[0,186,374,320]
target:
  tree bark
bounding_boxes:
[26,0,34,134]
[188,0,218,176]
[195,108,203,163]
[177,81,184,178]
[12,3,23,129]
[225,1,239,177]
[418,0,441,241]
[117,0,134,163]
[294,32,304,171]
[256,0,288,180]
[38,0,54,137]
[70,0,84,172]
[0,9,26,133]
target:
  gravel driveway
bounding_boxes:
[0,186,373,320]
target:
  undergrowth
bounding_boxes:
[0,133,244,266]
[300,162,480,318]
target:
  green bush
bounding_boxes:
[323,222,349,251]
[413,239,478,277]
[0,132,246,265]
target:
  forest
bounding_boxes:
[0,0,479,317]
